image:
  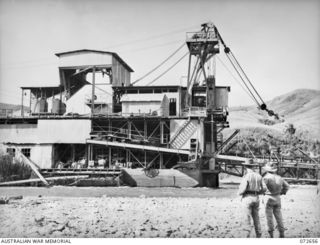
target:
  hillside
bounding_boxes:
[0,103,22,111]
[226,89,320,140]
[0,103,30,113]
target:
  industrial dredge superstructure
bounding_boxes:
[1,23,318,187]
[86,22,230,186]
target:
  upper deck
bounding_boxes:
[186,31,219,55]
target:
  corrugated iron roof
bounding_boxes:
[55,49,134,72]
[121,93,167,102]
[20,86,62,96]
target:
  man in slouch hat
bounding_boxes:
[238,159,267,238]
[262,162,290,238]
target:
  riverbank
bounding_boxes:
[0,185,319,238]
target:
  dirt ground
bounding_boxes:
[0,184,319,238]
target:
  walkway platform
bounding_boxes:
[87,139,190,155]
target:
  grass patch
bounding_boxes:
[0,154,32,182]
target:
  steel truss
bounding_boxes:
[87,118,187,169]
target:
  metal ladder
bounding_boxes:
[170,120,197,149]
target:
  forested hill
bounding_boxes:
[224,89,320,157]
[228,89,320,140]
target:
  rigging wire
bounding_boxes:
[228,50,266,105]
[0,25,198,67]
[215,27,266,107]
[225,53,261,107]
[146,52,189,86]
[1,61,58,70]
[216,56,257,103]
[131,42,186,85]
[121,39,185,54]
[217,27,279,118]
[103,24,199,50]
[92,84,112,96]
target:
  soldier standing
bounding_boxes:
[262,162,290,238]
[317,169,320,195]
[238,159,267,238]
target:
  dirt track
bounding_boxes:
[0,185,319,238]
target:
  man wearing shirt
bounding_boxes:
[238,159,267,238]
[263,162,290,238]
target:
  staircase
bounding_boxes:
[170,120,198,149]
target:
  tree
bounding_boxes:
[285,124,296,136]
[259,141,269,157]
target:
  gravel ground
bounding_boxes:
[0,185,319,238]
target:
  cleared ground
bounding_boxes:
[0,184,319,238]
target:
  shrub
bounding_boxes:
[0,154,32,182]
[258,118,277,126]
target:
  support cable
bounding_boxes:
[146,52,189,86]
[215,27,263,106]
[225,54,261,107]
[132,43,186,85]
[226,52,279,118]
[215,27,279,118]
[93,84,112,96]
[228,50,266,105]
[216,56,257,103]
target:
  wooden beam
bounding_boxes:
[147,124,160,140]
[144,120,147,140]
[128,120,132,139]
[40,169,119,175]
[15,147,49,186]
[91,66,96,115]
[0,175,89,186]
[144,151,147,167]
[215,154,248,162]
[160,121,164,144]
[29,90,32,114]
[283,177,319,183]
[71,66,93,77]
[164,154,175,167]
[126,149,130,164]
[108,147,112,167]
[129,150,144,168]
[60,69,67,91]
[21,89,24,117]
[146,153,160,169]
[160,153,163,169]
[131,121,143,138]
[87,139,190,155]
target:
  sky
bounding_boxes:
[0,0,319,106]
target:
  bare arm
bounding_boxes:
[238,176,248,196]
[281,179,290,195]
[260,177,267,194]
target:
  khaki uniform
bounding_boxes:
[238,168,267,237]
[263,172,290,237]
